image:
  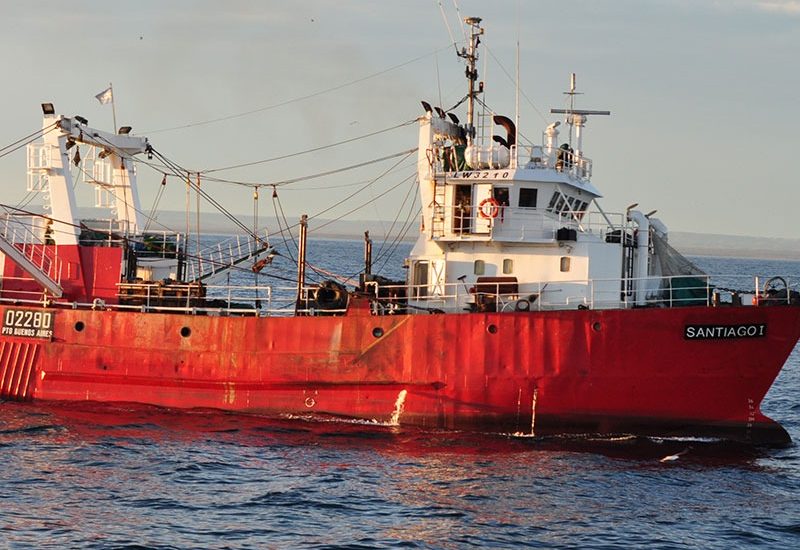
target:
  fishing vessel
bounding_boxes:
[1,17,798,444]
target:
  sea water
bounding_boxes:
[1,242,799,549]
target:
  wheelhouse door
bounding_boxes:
[473,183,493,234]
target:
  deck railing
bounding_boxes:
[366,274,794,313]
[0,274,793,317]
[431,141,593,183]
[434,204,625,240]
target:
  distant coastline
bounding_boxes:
[669,232,800,261]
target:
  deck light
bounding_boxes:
[74,115,88,125]
[41,103,55,115]
[118,126,132,135]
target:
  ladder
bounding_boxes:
[430,176,446,238]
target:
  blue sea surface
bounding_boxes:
[2,246,800,549]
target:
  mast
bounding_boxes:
[458,16,484,145]
[109,82,118,134]
[296,214,308,313]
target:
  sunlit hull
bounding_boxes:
[2,301,798,445]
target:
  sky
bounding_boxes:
[1,0,799,239]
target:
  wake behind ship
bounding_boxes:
[1,17,799,445]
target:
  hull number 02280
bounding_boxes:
[1,309,54,339]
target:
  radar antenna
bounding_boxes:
[550,73,610,158]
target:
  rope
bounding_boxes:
[143,46,451,135]
[201,122,416,175]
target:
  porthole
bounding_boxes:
[487,324,498,334]
[74,321,85,332]
[180,326,191,338]
[592,322,601,332]
[372,327,384,338]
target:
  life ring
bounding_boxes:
[478,197,500,219]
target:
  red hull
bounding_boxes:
[2,301,799,444]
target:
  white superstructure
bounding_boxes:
[404,17,681,313]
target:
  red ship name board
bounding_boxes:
[1,309,54,339]
[684,323,767,340]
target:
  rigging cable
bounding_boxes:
[307,150,417,229]
[373,171,419,260]
[312,169,417,232]
[201,120,417,175]
[484,45,549,125]
[0,202,292,282]
[0,123,58,159]
[373,181,421,273]
[201,147,418,188]
[143,174,169,232]
[271,185,297,264]
[148,147,262,242]
[144,46,452,135]
[436,0,458,52]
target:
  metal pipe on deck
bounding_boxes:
[364,231,372,277]
[627,210,650,306]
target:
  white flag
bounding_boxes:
[95,87,113,105]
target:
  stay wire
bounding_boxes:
[271,165,416,285]
[0,124,58,160]
[200,147,417,188]
[473,96,535,145]
[373,171,418,260]
[149,148,263,243]
[312,170,416,233]
[374,205,420,275]
[143,45,452,135]
[374,180,420,270]
[270,186,297,264]
[201,120,417,175]
[307,151,417,230]
[484,45,549,125]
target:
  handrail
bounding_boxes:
[430,203,628,240]
[365,274,790,313]
[185,231,271,282]
[0,272,792,317]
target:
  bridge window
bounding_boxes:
[519,188,537,208]
[493,187,510,207]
